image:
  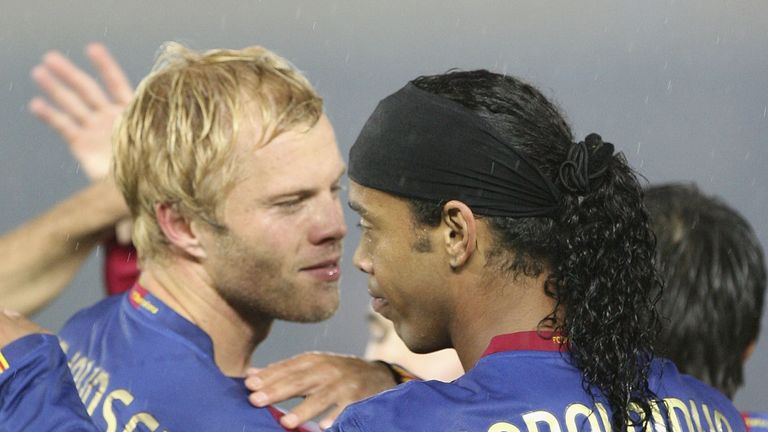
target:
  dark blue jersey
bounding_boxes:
[0,334,97,431]
[57,284,315,432]
[330,331,745,432]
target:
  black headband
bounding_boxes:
[349,84,562,217]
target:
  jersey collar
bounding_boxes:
[481,331,568,358]
[124,283,215,361]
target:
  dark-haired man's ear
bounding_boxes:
[442,200,477,269]
[155,203,208,259]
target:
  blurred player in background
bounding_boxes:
[646,183,767,431]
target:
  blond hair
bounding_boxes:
[113,42,323,261]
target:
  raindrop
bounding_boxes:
[666,80,672,92]
[709,148,716,159]
[636,141,642,155]
[8,82,13,91]
[715,34,721,45]
[762,106,766,119]
[490,161,496,175]
[644,95,649,105]
[593,73,599,82]
[312,21,317,30]
[344,52,350,64]
[103,26,108,36]
[663,61,668,71]
[295,6,302,19]
[744,151,751,160]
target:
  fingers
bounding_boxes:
[86,43,133,104]
[29,44,130,180]
[246,353,398,429]
[246,353,346,405]
[31,64,93,123]
[29,44,132,131]
[41,51,111,110]
[246,355,314,393]
[280,390,340,429]
[28,96,79,142]
[247,361,328,406]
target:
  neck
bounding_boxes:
[449,271,555,371]
[139,256,272,377]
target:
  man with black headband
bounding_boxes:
[327,71,743,431]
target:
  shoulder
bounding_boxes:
[333,368,544,432]
[332,381,446,431]
[60,294,123,332]
[152,377,293,430]
[72,357,288,431]
[650,358,745,431]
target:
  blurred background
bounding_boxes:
[0,0,766,410]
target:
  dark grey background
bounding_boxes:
[1,0,765,410]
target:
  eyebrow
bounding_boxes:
[268,167,347,202]
[268,189,313,202]
[347,199,368,217]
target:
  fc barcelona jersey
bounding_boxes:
[330,332,745,432]
[0,334,96,431]
[56,284,316,432]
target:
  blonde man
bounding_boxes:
[67,42,344,431]
[0,42,390,432]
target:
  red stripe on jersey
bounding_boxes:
[481,331,568,358]
[128,284,149,309]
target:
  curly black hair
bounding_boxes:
[409,70,663,430]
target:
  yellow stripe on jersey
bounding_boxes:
[0,351,9,372]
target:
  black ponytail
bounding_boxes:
[548,151,662,430]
